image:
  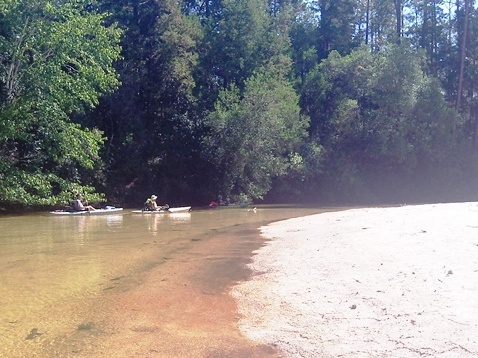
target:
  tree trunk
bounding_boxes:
[456,0,469,111]
[473,107,478,149]
[394,0,402,42]
[365,0,370,45]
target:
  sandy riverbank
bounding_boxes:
[232,202,478,357]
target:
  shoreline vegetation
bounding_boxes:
[232,202,478,357]
[3,1,478,211]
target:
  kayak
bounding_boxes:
[131,206,191,214]
[49,207,124,215]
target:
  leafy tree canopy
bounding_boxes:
[204,60,309,202]
[301,44,467,203]
[0,0,121,207]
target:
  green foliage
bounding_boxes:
[88,0,205,204]
[312,0,358,58]
[301,44,467,202]
[156,0,202,107]
[197,0,280,108]
[0,163,104,206]
[204,65,309,201]
[2,0,478,208]
[0,0,121,207]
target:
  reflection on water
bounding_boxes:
[168,212,192,222]
[0,205,326,357]
[141,212,192,235]
[49,214,124,245]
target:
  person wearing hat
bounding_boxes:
[144,195,159,211]
[143,195,170,211]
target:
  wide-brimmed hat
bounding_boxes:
[151,195,157,200]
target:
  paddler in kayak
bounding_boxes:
[73,193,96,211]
[143,195,169,211]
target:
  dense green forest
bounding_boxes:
[2,0,478,209]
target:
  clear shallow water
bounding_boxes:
[0,205,327,357]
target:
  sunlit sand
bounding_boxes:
[232,202,478,357]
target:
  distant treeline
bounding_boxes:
[1,0,478,209]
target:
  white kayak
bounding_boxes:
[131,206,191,214]
[49,207,124,215]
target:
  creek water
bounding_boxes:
[0,205,328,358]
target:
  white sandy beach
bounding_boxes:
[232,202,478,357]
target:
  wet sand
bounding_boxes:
[232,202,478,357]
